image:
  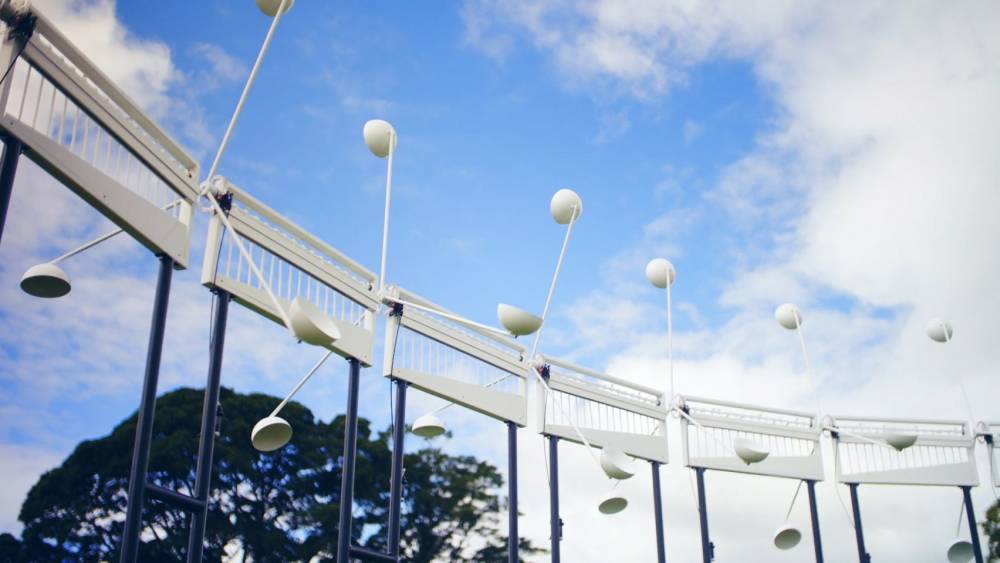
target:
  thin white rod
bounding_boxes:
[943,325,976,428]
[793,315,822,414]
[50,200,182,264]
[784,479,804,522]
[210,195,294,331]
[826,426,894,449]
[667,280,674,401]
[383,296,509,338]
[529,205,577,360]
[673,406,705,430]
[531,366,603,469]
[378,131,395,293]
[269,349,335,417]
[202,0,288,187]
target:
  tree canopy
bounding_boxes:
[0,387,542,562]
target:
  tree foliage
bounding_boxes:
[987,497,1000,562]
[0,387,542,562]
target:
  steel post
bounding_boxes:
[962,485,984,563]
[848,483,870,563]
[387,379,407,558]
[806,480,824,563]
[695,468,713,563]
[186,291,230,563]
[651,461,665,563]
[507,422,519,563]
[119,256,174,562]
[336,358,362,563]
[0,136,22,246]
[548,436,561,563]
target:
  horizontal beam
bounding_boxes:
[146,483,205,513]
[350,545,398,562]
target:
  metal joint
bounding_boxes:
[3,8,35,42]
[214,191,233,215]
[389,301,404,317]
[539,364,551,380]
[214,403,223,437]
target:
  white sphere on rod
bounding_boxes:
[775,303,802,330]
[926,318,953,343]
[363,119,397,158]
[549,189,582,224]
[645,258,676,288]
[256,0,294,17]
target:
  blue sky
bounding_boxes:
[1,1,999,561]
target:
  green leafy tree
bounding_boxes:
[986,498,1000,561]
[0,387,542,562]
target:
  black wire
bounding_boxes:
[0,39,27,86]
[386,316,402,437]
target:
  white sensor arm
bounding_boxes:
[529,205,577,360]
[268,349,335,418]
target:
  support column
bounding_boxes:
[695,468,713,563]
[387,379,407,559]
[186,291,230,563]
[651,462,665,563]
[961,485,985,563]
[507,422,518,563]
[336,358,362,563]
[848,483,870,563]
[0,136,22,247]
[548,436,561,563]
[806,480,824,563]
[119,256,174,563]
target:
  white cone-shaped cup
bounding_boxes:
[251,416,292,452]
[497,304,542,336]
[947,539,974,563]
[600,446,636,480]
[926,318,953,343]
[412,413,446,438]
[363,119,397,158]
[734,438,770,464]
[550,189,582,224]
[256,0,294,16]
[645,258,676,288]
[598,492,628,515]
[773,524,802,550]
[775,303,802,330]
[885,432,918,451]
[290,297,341,347]
[20,263,71,298]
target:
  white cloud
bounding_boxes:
[465,1,1000,560]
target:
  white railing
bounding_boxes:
[383,286,528,425]
[202,181,378,366]
[541,355,668,463]
[0,6,198,266]
[830,415,978,486]
[679,395,823,480]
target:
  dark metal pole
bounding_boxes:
[961,485,985,563]
[387,379,407,558]
[548,436,561,563]
[651,461,665,563]
[507,422,519,563]
[119,255,174,563]
[695,468,713,563]
[0,136,23,246]
[848,483,869,563]
[806,480,824,563]
[336,358,362,563]
[185,291,230,563]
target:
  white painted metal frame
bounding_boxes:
[201,180,378,365]
[987,422,1000,488]
[540,355,668,463]
[0,6,199,267]
[830,415,978,486]
[383,286,529,426]
[678,395,823,480]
